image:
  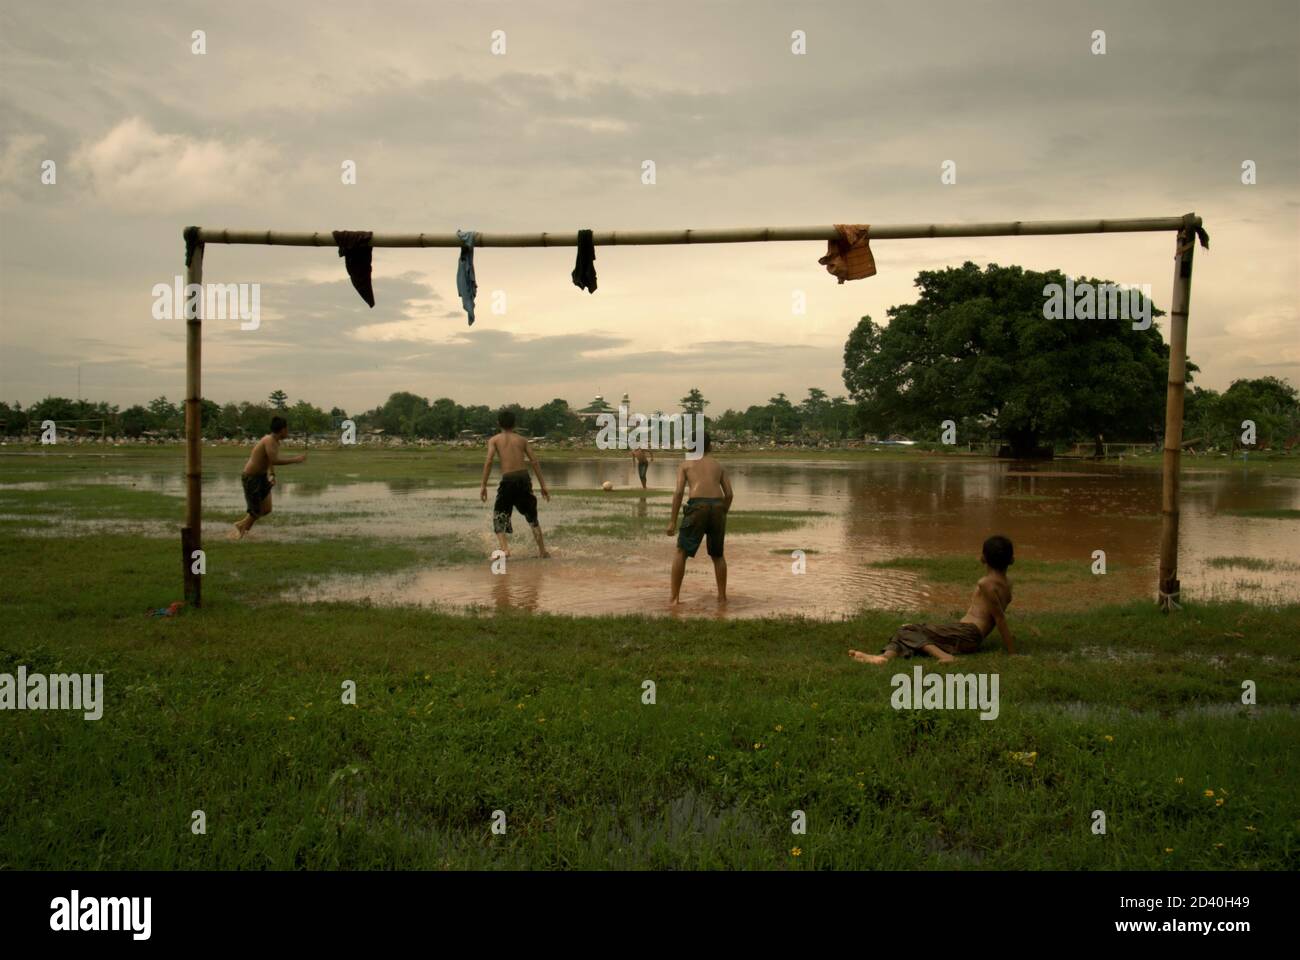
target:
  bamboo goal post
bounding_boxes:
[180,214,1203,609]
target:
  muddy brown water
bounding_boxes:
[23,458,1299,618]
[275,459,1299,617]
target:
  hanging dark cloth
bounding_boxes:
[333,230,375,307]
[183,226,202,267]
[457,229,477,325]
[818,224,877,284]
[571,228,597,293]
[1177,214,1210,255]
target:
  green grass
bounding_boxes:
[0,446,1297,870]
[0,483,182,521]
[1125,451,1300,476]
[1205,556,1300,572]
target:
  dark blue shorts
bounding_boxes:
[677,497,726,558]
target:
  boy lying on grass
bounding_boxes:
[850,535,1016,665]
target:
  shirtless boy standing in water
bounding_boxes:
[849,535,1016,664]
[665,433,733,605]
[480,408,550,557]
[630,444,653,489]
[229,416,307,540]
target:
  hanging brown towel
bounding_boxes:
[333,230,375,307]
[818,224,876,284]
[572,228,597,293]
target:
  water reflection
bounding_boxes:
[274,458,1299,617]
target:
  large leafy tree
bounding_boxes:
[680,388,709,414]
[843,262,1190,456]
[524,398,583,439]
[377,391,430,437]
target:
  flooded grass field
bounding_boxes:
[3,446,1297,617]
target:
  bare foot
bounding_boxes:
[669,597,682,606]
[538,548,550,558]
[848,649,889,664]
[227,525,246,541]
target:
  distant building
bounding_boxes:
[576,393,618,424]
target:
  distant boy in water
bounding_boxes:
[630,444,653,489]
[480,408,550,558]
[850,535,1016,664]
[665,433,732,605]
[229,415,307,540]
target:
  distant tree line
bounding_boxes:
[2,369,1294,451]
[711,388,860,440]
[359,393,586,440]
[1184,377,1300,451]
[0,385,866,444]
[0,393,344,439]
[0,390,588,441]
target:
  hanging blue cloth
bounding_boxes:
[456,229,477,326]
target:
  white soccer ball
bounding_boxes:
[602,481,613,491]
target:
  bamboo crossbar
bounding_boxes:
[191,216,1200,248]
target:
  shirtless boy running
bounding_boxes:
[229,416,306,540]
[850,535,1016,664]
[665,433,733,605]
[480,408,551,557]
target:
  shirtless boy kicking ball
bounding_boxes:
[480,409,551,558]
[850,535,1016,664]
[665,433,733,605]
[229,416,307,540]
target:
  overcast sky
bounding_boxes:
[1,0,1296,415]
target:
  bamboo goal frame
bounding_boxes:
[180,214,1203,610]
